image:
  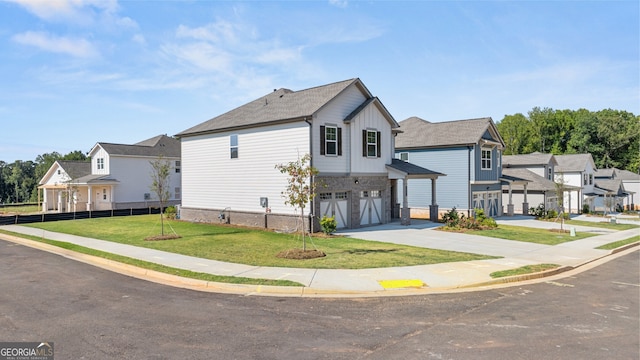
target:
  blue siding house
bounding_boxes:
[394,116,505,218]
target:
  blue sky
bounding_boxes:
[1,0,638,163]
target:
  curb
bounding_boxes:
[1,232,638,298]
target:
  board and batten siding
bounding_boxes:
[349,102,394,174]
[474,144,502,182]
[181,122,311,215]
[91,147,109,175]
[399,147,470,210]
[311,84,366,174]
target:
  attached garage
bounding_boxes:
[319,192,349,229]
[359,190,382,226]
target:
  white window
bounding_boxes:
[325,126,337,156]
[583,173,588,185]
[366,130,377,157]
[481,149,492,170]
[548,168,553,180]
[175,160,181,173]
[175,187,181,200]
[97,158,104,170]
[230,135,238,159]
[102,188,107,200]
[399,152,408,162]
[589,174,593,185]
[319,193,332,201]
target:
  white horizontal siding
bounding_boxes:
[400,148,470,210]
[109,156,181,204]
[181,122,311,215]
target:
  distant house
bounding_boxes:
[593,168,637,212]
[554,154,597,213]
[394,116,504,218]
[38,135,181,212]
[501,153,579,214]
[176,78,442,230]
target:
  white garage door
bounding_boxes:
[472,191,501,217]
[360,190,382,226]
[319,192,348,229]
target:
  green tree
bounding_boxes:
[496,113,531,155]
[275,153,319,251]
[149,157,172,236]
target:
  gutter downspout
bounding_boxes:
[305,117,314,233]
[468,146,472,217]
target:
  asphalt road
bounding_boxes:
[1,240,638,360]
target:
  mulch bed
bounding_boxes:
[276,248,326,260]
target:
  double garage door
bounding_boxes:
[319,190,382,229]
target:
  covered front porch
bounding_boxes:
[386,158,445,225]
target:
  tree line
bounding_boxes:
[0,151,87,204]
[496,107,639,173]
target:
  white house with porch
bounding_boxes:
[176,78,442,231]
[554,154,596,213]
[38,135,181,212]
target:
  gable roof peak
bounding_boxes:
[176,78,372,137]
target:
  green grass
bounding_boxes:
[490,264,560,278]
[596,235,640,250]
[469,224,598,245]
[22,215,498,269]
[0,204,40,214]
[0,229,303,287]
[556,219,639,231]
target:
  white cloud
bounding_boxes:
[329,0,348,8]
[12,31,99,58]
[5,0,136,28]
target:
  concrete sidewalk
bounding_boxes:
[1,216,638,297]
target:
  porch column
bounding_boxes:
[87,185,92,211]
[42,188,48,212]
[522,184,529,215]
[401,177,410,225]
[57,190,63,213]
[429,178,439,222]
[507,184,514,216]
[109,185,114,209]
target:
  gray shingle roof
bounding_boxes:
[616,169,640,181]
[503,152,557,167]
[595,179,628,195]
[176,78,383,137]
[501,167,578,192]
[386,158,445,178]
[554,154,595,173]
[96,134,180,158]
[594,168,616,178]
[57,161,91,179]
[394,116,502,149]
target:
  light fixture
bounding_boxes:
[354,179,359,184]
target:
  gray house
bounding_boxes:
[394,116,505,218]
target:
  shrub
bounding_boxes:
[164,206,176,220]
[320,215,337,235]
[442,207,461,228]
[530,203,546,219]
[582,204,590,214]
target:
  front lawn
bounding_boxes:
[596,235,640,250]
[23,215,498,269]
[550,219,639,231]
[469,224,598,245]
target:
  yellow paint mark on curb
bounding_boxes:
[378,279,425,289]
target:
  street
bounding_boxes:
[1,240,638,359]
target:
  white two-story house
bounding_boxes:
[176,78,442,230]
[39,134,181,212]
[554,154,596,213]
